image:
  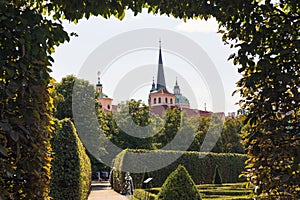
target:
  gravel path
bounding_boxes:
[88,182,129,200]
[88,189,129,200]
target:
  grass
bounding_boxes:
[198,183,254,199]
[132,183,254,200]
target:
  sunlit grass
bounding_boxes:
[133,183,255,200]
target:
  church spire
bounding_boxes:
[156,39,166,90]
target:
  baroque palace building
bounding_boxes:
[96,41,226,120]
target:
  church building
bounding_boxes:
[96,71,113,112]
[148,41,190,109]
[95,41,226,120]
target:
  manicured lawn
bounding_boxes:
[132,183,254,200]
[198,183,253,199]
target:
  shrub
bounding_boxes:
[50,119,91,200]
[111,150,127,192]
[0,2,68,199]
[156,165,201,200]
[213,166,223,184]
[112,150,247,189]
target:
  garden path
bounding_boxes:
[88,181,129,200]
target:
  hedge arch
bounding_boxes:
[1,0,299,199]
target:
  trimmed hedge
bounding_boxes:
[112,150,247,190]
[50,119,91,200]
[111,150,127,192]
[157,165,201,200]
[213,166,223,184]
[134,183,253,200]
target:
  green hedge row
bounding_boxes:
[50,119,91,200]
[112,150,247,191]
[134,183,254,200]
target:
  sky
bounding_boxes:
[51,9,242,113]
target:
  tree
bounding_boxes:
[155,108,181,149]
[53,75,77,120]
[221,117,245,154]
[53,75,110,171]
[188,117,210,152]
[105,99,160,150]
[193,114,224,153]
[156,165,201,200]
[220,2,300,198]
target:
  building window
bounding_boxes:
[107,105,110,110]
[158,97,161,103]
[165,97,168,103]
[170,98,173,104]
[154,98,157,104]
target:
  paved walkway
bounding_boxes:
[88,182,129,200]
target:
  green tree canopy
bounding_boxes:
[53,75,77,120]
[103,99,162,150]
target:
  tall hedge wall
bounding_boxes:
[112,150,247,191]
[111,150,127,192]
[50,119,91,200]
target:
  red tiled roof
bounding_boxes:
[112,105,118,111]
[150,88,174,95]
[150,105,176,117]
[109,104,225,120]
[150,105,224,120]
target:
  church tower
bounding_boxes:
[174,78,180,95]
[173,78,190,108]
[96,71,103,94]
[96,71,113,112]
[148,41,175,107]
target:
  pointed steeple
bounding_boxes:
[156,39,166,90]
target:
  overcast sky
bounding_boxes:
[51,9,242,113]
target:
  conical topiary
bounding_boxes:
[156,165,202,200]
[213,165,222,184]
